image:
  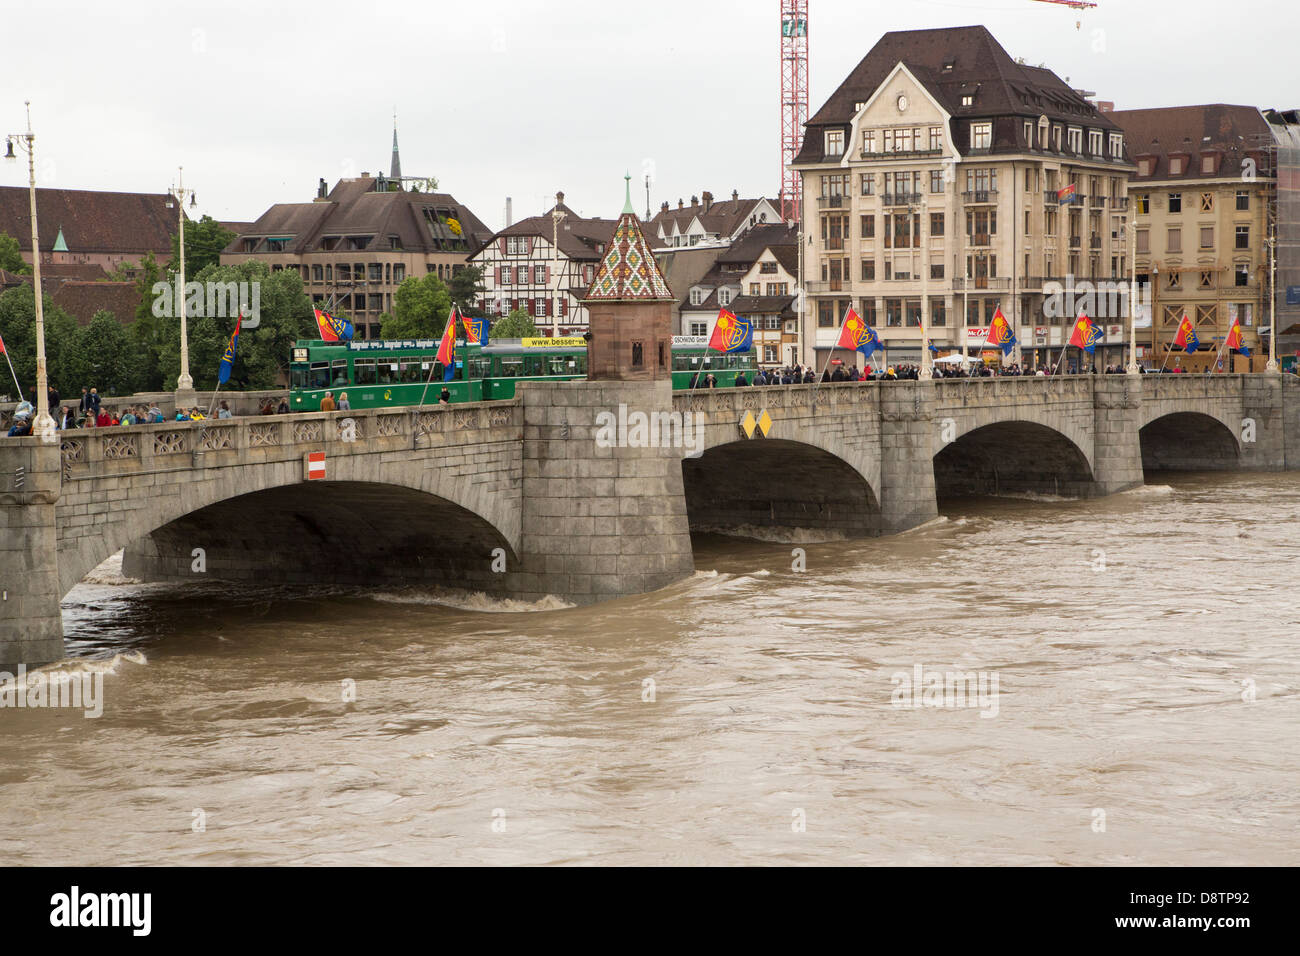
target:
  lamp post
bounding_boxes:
[167,167,197,392]
[5,102,56,441]
[1151,263,1159,366]
[1266,225,1278,372]
[1126,216,1139,375]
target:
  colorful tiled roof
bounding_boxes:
[584,212,674,301]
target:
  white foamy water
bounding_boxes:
[2,472,1297,865]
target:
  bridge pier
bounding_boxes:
[505,380,695,603]
[1091,377,1145,494]
[0,442,64,670]
[878,382,939,533]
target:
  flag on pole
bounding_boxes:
[1225,318,1250,356]
[835,306,881,358]
[707,308,753,353]
[436,307,458,382]
[313,308,354,342]
[984,306,1017,356]
[0,330,6,355]
[1173,314,1199,353]
[217,316,240,385]
[1057,183,1078,205]
[1068,313,1102,353]
[462,313,490,347]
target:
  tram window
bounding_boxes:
[331,359,349,385]
[378,363,398,384]
[498,356,523,377]
[308,362,330,389]
[469,357,491,378]
[522,355,545,377]
[291,366,308,389]
[354,359,378,385]
[574,354,587,374]
[399,361,424,383]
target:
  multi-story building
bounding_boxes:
[1112,104,1278,369]
[646,191,781,250]
[470,192,616,335]
[792,26,1133,368]
[0,186,175,271]
[223,174,491,339]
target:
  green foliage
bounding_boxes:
[381,273,451,339]
[0,284,80,399]
[492,309,540,339]
[168,215,236,278]
[65,311,141,397]
[446,264,486,312]
[0,230,31,275]
[150,260,313,390]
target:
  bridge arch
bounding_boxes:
[933,418,1096,499]
[57,459,519,599]
[1139,411,1242,473]
[681,437,881,539]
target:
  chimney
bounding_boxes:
[732,189,739,202]
[556,190,565,206]
[691,195,699,207]
[702,190,713,212]
[661,201,669,213]
[1096,100,1115,113]
[505,197,513,227]
[361,171,371,178]
[678,198,684,210]
[317,178,328,199]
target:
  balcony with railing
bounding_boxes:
[817,195,846,208]
[860,147,944,160]
[961,190,999,204]
[1089,234,1103,250]
[967,231,993,248]
[882,192,922,206]
[1068,235,1082,249]
[804,280,847,295]
[1112,196,1130,211]
[1089,195,1107,209]
[952,277,1012,291]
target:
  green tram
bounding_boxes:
[288,335,757,410]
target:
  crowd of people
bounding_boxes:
[3,384,296,437]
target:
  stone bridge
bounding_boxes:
[3,374,1297,667]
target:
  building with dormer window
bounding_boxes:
[793,25,1133,368]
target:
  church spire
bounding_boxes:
[390,110,402,181]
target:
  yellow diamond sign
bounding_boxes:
[739,410,757,438]
[756,409,772,437]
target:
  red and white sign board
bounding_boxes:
[305,451,325,481]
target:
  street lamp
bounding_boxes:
[1266,226,1278,372]
[167,167,197,392]
[5,102,56,442]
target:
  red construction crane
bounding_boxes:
[780,1,809,224]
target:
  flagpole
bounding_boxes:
[419,307,456,410]
[1,342,21,401]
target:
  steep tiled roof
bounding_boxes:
[585,213,674,301]
[717,222,798,265]
[488,204,620,261]
[647,195,775,244]
[0,186,175,256]
[49,280,140,327]
[226,177,492,257]
[730,294,796,319]
[1109,104,1275,181]
[796,25,1125,165]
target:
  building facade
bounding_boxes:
[223,174,491,340]
[645,191,780,250]
[470,193,616,336]
[792,26,1133,369]
[1112,104,1279,368]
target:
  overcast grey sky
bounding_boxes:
[4,0,1295,230]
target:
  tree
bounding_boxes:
[153,260,313,390]
[169,215,236,278]
[446,264,486,312]
[67,311,141,397]
[380,273,451,339]
[0,284,81,399]
[0,230,31,275]
[492,309,540,339]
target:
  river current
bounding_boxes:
[1,472,1297,865]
